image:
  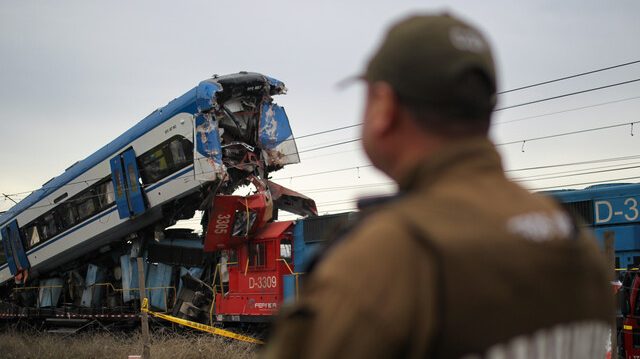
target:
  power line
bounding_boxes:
[296,124,362,140]
[498,59,640,94]
[530,176,640,191]
[512,161,640,181]
[278,154,640,191]
[497,120,639,148]
[286,118,640,161]
[296,81,640,155]
[272,165,374,181]
[5,156,640,215]
[495,78,640,112]
[291,60,640,140]
[4,72,640,204]
[512,164,640,183]
[494,95,640,126]
[505,154,640,173]
[298,139,361,154]
[293,96,640,163]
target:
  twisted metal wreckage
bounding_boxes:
[193,73,316,219]
[0,73,318,332]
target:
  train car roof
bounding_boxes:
[543,182,640,202]
[0,87,198,228]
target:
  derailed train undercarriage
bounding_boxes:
[0,72,317,327]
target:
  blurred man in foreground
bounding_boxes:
[263,12,612,358]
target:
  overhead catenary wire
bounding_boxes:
[290,95,640,163]
[495,78,640,112]
[3,67,640,203]
[512,163,640,183]
[291,79,640,155]
[530,176,640,191]
[494,95,640,126]
[291,60,640,140]
[497,120,640,147]
[6,157,640,215]
[6,121,640,209]
[497,59,640,94]
[6,145,640,212]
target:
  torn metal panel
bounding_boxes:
[193,113,226,181]
[196,79,223,112]
[259,103,300,167]
[268,181,318,216]
[265,76,287,95]
[191,73,302,193]
[146,262,173,311]
[81,264,106,307]
[178,267,203,295]
[120,254,149,303]
[38,277,63,308]
[203,191,273,252]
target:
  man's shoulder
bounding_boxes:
[314,203,434,279]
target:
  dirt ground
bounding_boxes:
[0,328,259,359]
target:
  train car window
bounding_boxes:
[41,212,58,240]
[248,243,266,267]
[228,249,238,263]
[139,136,193,185]
[127,164,139,193]
[232,210,257,237]
[96,180,115,209]
[170,139,187,165]
[25,225,41,247]
[53,193,68,204]
[280,239,292,263]
[76,191,98,221]
[20,175,115,250]
[60,202,79,229]
[140,149,169,184]
[114,169,124,199]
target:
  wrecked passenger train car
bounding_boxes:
[0,72,305,317]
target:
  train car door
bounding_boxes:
[0,220,30,276]
[110,148,147,219]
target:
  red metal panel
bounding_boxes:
[204,193,273,251]
[254,221,294,240]
[214,229,294,317]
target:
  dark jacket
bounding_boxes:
[263,137,612,358]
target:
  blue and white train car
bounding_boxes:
[546,183,640,268]
[0,72,298,291]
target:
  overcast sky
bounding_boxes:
[1,0,640,216]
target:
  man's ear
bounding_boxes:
[367,82,401,136]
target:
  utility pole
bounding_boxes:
[137,257,151,359]
[604,231,617,359]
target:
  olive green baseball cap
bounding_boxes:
[352,13,497,110]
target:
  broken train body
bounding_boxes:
[0,72,329,324]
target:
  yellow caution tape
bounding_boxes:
[141,298,264,344]
[624,325,633,331]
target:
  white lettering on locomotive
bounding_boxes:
[248,275,277,289]
[214,214,231,234]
